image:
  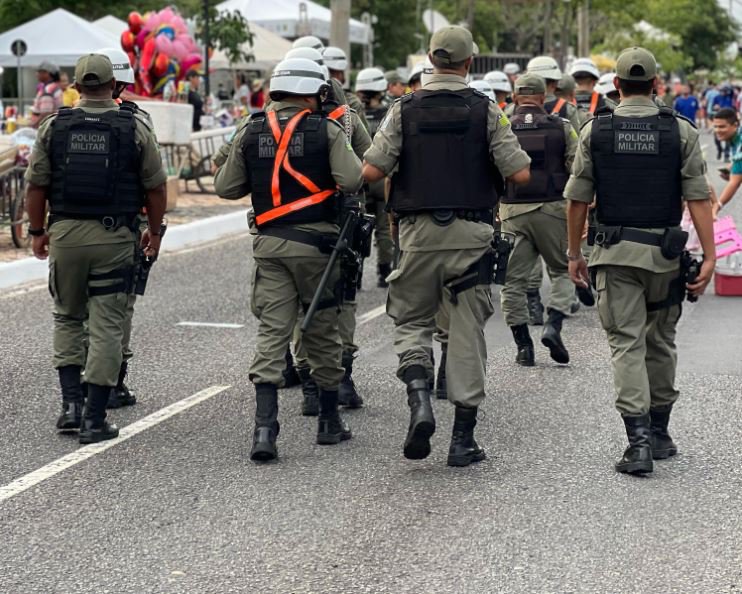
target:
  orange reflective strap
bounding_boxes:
[269,109,311,206]
[255,190,336,226]
[551,98,566,115]
[498,101,507,109]
[589,91,600,114]
[327,105,347,121]
[266,110,282,142]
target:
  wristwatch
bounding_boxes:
[28,227,46,237]
[566,250,584,262]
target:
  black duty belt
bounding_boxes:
[258,227,336,254]
[591,225,663,248]
[397,209,493,225]
[48,214,139,231]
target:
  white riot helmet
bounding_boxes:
[292,35,325,52]
[483,70,512,93]
[323,46,348,72]
[420,56,435,87]
[503,62,521,76]
[284,47,329,81]
[527,56,562,81]
[408,60,425,84]
[469,80,495,101]
[355,67,387,93]
[270,58,329,98]
[569,57,600,80]
[596,72,617,95]
[97,47,135,85]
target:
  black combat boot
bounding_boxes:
[526,289,544,326]
[317,389,352,445]
[615,414,654,474]
[576,285,595,307]
[447,406,486,467]
[298,366,319,416]
[79,384,119,444]
[541,308,570,364]
[650,404,678,460]
[338,352,363,409]
[56,365,84,433]
[402,367,436,460]
[250,383,280,462]
[281,347,302,389]
[435,346,448,400]
[377,262,392,288]
[510,324,535,367]
[107,361,137,409]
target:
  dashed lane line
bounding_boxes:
[358,304,387,325]
[0,385,231,504]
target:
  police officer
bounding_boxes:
[556,74,577,105]
[597,72,620,104]
[384,70,406,105]
[407,60,426,92]
[519,56,582,133]
[503,62,521,87]
[25,54,167,443]
[363,26,530,467]
[355,67,394,287]
[482,72,512,108]
[570,58,616,118]
[214,58,363,462]
[321,45,369,130]
[500,73,577,366]
[565,47,715,475]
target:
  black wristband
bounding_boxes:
[28,227,46,237]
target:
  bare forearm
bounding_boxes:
[26,184,48,228]
[718,175,742,207]
[567,200,589,255]
[687,200,716,261]
[362,162,386,183]
[144,184,167,232]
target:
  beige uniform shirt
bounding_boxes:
[25,98,166,247]
[214,101,363,258]
[563,96,709,273]
[499,111,578,221]
[364,73,531,252]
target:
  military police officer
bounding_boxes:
[214,58,364,462]
[384,70,406,105]
[569,57,616,118]
[565,47,715,475]
[520,56,582,133]
[500,73,577,367]
[26,54,167,443]
[363,26,530,467]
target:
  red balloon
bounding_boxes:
[152,53,169,78]
[128,11,143,35]
[121,31,135,53]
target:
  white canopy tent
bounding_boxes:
[216,0,370,45]
[92,15,128,40]
[210,22,293,71]
[0,8,120,67]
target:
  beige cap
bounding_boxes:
[429,26,474,64]
[556,74,576,93]
[75,54,114,87]
[385,70,404,85]
[616,47,657,81]
[514,73,546,95]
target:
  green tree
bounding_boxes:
[195,8,254,66]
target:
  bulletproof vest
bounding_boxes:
[544,97,568,118]
[244,110,337,228]
[364,105,388,137]
[591,107,683,228]
[502,106,568,204]
[389,89,500,213]
[575,91,605,115]
[49,105,143,218]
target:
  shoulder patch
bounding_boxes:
[498,113,510,127]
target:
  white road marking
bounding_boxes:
[177,322,245,329]
[358,304,387,325]
[0,385,231,504]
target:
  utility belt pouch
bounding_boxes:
[432,209,456,226]
[593,225,622,248]
[587,225,597,246]
[660,227,689,260]
[492,232,514,285]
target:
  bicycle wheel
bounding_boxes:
[11,188,29,248]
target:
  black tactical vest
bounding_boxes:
[389,89,500,213]
[244,111,337,228]
[575,91,606,115]
[49,105,143,218]
[503,106,568,204]
[364,105,388,137]
[591,107,683,228]
[544,97,568,118]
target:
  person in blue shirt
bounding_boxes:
[673,85,699,123]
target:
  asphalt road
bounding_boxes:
[1,144,741,594]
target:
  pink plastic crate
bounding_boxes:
[714,216,742,258]
[714,272,742,296]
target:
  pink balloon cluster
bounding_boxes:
[121,8,203,97]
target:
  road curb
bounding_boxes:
[0,209,249,291]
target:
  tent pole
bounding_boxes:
[204,0,211,98]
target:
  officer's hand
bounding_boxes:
[568,256,589,288]
[32,233,49,260]
[141,228,161,259]
[687,259,715,297]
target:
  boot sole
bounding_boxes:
[652,448,678,460]
[79,430,119,445]
[403,420,435,460]
[250,446,277,462]
[57,425,80,434]
[447,451,487,467]
[516,359,535,367]
[106,399,136,409]
[302,408,319,417]
[615,460,654,474]
[343,399,364,409]
[541,335,570,364]
[317,431,352,445]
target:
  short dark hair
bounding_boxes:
[617,78,654,97]
[573,74,596,84]
[186,70,200,79]
[713,107,739,125]
[430,53,468,71]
